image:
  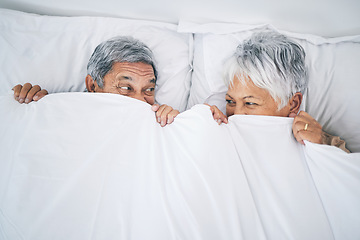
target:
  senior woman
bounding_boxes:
[210,30,348,152]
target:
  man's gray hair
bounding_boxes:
[224,30,308,109]
[87,36,158,88]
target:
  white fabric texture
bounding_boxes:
[0,93,359,240]
[0,8,193,111]
[179,21,360,152]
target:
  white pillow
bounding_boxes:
[179,21,360,152]
[0,8,193,111]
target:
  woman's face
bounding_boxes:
[226,76,292,117]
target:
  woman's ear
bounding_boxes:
[85,75,96,92]
[289,92,303,115]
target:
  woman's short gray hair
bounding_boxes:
[224,30,308,109]
[87,36,158,88]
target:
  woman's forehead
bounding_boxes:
[228,77,273,100]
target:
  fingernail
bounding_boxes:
[167,116,173,124]
[158,117,161,123]
[33,96,39,100]
[161,120,165,126]
[19,98,24,103]
[217,119,222,125]
[25,98,30,103]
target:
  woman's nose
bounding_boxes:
[234,105,246,115]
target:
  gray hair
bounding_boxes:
[87,36,158,88]
[224,30,308,109]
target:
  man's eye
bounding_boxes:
[145,87,155,92]
[226,99,234,104]
[118,86,130,90]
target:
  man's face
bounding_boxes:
[93,62,156,105]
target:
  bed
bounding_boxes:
[0,3,360,240]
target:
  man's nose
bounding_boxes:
[132,93,147,103]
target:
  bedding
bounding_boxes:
[1,7,360,240]
[178,21,360,153]
[2,8,359,152]
[0,93,359,240]
[0,8,193,112]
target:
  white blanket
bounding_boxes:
[0,93,359,240]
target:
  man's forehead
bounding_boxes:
[113,62,154,74]
[105,62,155,83]
[116,76,156,84]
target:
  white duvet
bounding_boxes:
[0,93,359,240]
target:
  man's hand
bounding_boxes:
[206,104,228,125]
[12,83,48,104]
[151,104,180,127]
[290,111,323,145]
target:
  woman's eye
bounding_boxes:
[245,102,257,106]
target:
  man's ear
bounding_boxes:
[289,92,303,115]
[85,75,96,92]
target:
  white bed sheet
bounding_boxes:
[0,93,359,240]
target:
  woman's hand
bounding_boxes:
[290,111,323,145]
[206,104,228,125]
[12,83,48,104]
[151,104,180,127]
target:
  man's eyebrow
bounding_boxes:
[118,76,132,81]
[117,75,156,83]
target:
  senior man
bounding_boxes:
[12,36,179,127]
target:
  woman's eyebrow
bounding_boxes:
[243,96,261,100]
[226,94,233,99]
